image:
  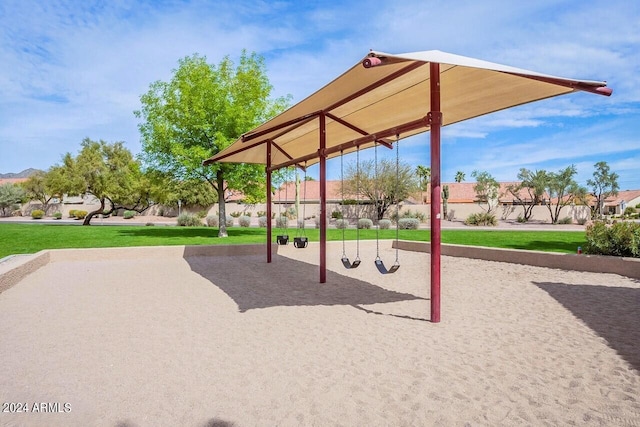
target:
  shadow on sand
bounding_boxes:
[534,281,640,372]
[183,249,425,314]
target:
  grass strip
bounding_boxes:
[0,223,586,259]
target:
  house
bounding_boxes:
[603,190,640,215]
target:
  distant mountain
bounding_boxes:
[0,168,43,178]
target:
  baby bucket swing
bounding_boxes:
[293,163,309,249]
[276,169,289,245]
[340,148,361,269]
[374,134,401,274]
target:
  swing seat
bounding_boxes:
[276,235,289,245]
[375,259,400,274]
[293,237,308,248]
[341,257,361,269]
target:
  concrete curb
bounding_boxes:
[394,240,640,279]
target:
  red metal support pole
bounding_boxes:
[319,112,327,283]
[266,141,273,263]
[430,62,442,323]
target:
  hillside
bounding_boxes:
[0,168,42,178]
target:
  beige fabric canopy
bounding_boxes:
[204,49,610,169]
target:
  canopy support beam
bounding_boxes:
[319,112,327,283]
[266,140,273,263]
[430,62,442,323]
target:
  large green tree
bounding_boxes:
[587,161,619,218]
[343,158,419,220]
[21,169,66,215]
[54,138,159,225]
[135,51,289,237]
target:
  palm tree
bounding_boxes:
[415,165,431,203]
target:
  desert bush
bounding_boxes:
[398,218,420,230]
[68,209,77,218]
[465,212,497,226]
[257,211,266,217]
[53,212,62,220]
[275,215,288,228]
[177,213,202,227]
[585,221,640,258]
[31,209,45,219]
[558,216,573,225]
[74,210,88,219]
[258,216,268,227]
[378,219,392,229]
[230,211,241,218]
[577,217,588,225]
[206,215,219,227]
[238,215,251,227]
[392,209,426,223]
[225,216,234,227]
[358,218,373,229]
[335,219,349,229]
[331,210,343,219]
[123,210,136,219]
[516,215,527,223]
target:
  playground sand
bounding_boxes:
[0,241,638,426]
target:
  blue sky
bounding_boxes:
[1,0,638,189]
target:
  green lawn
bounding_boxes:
[0,223,586,259]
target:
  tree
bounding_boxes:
[21,169,65,215]
[587,161,619,218]
[471,170,500,213]
[455,171,465,183]
[343,158,419,220]
[541,165,586,224]
[136,51,290,237]
[415,165,430,203]
[506,168,546,222]
[0,183,26,216]
[55,138,160,225]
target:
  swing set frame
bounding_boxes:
[204,50,611,323]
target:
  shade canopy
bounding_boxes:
[204,49,610,169]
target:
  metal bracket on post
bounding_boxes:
[426,112,443,126]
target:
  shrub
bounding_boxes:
[53,212,62,220]
[516,215,527,223]
[398,218,420,230]
[238,215,251,227]
[145,222,155,226]
[624,206,637,217]
[358,218,373,229]
[31,209,45,219]
[123,210,136,219]
[392,209,426,223]
[335,219,349,229]
[230,211,241,218]
[577,217,588,225]
[197,210,208,219]
[275,216,288,228]
[205,215,219,227]
[585,221,640,258]
[75,210,88,219]
[378,219,392,229]
[257,211,266,217]
[225,216,234,227]
[177,213,202,227]
[558,216,573,225]
[465,212,497,226]
[68,209,77,218]
[331,210,343,219]
[258,216,268,227]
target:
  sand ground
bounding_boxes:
[0,241,638,426]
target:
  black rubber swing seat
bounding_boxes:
[375,259,400,274]
[341,257,361,269]
[276,235,289,245]
[293,237,308,249]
